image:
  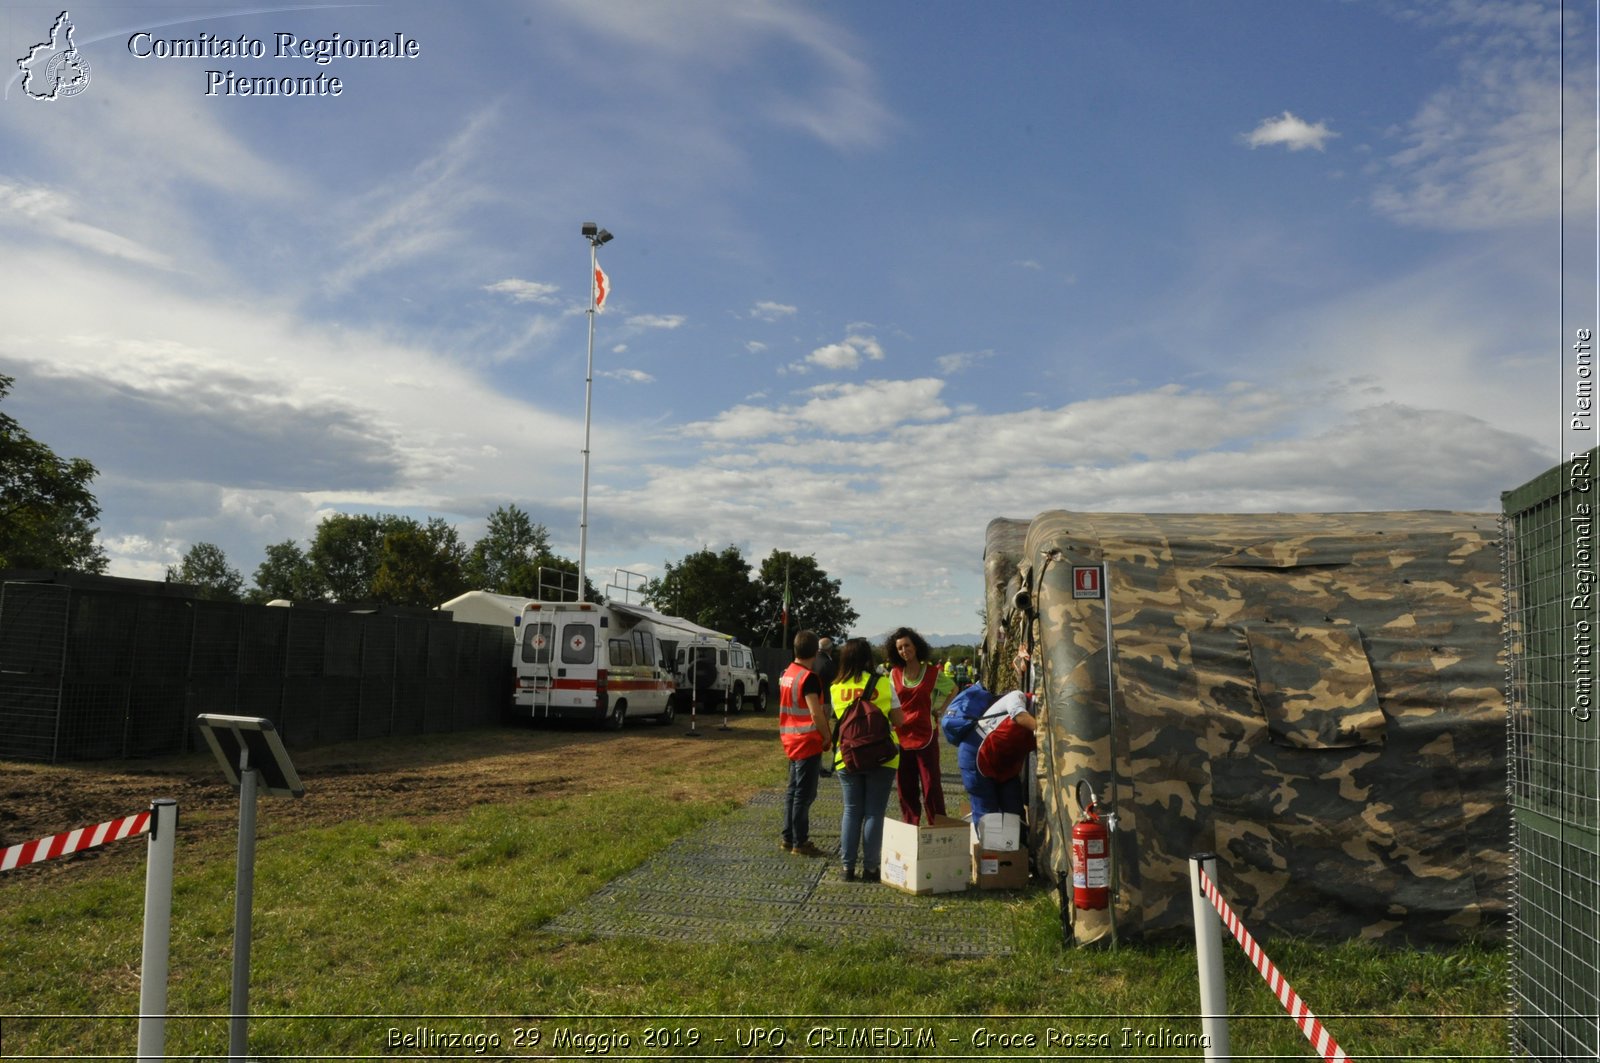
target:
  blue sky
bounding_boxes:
[0,0,1592,638]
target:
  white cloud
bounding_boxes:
[936,350,993,375]
[796,334,885,372]
[684,403,797,440]
[746,340,769,353]
[484,278,561,304]
[683,377,948,440]
[1371,0,1588,230]
[795,379,949,435]
[751,300,798,321]
[538,0,894,150]
[626,314,686,329]
[1241,111,1339,152]
[589,381,1547,637]
[0,181,174,269]
[326,106,501,293]
[0,245,637,578]
[601,368,656,383]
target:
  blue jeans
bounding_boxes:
[782,754,822,845]
[959,738,1025,818]
[837,764,897,873]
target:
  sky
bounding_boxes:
[0,0,1594,640]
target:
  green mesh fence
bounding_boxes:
[1507,447,1600,1059]
[0,574,515,762]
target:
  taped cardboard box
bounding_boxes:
[881,815,970,895]
[972,842,1029,890]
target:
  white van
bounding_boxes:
[672,636,768,714]
[513,600,687,729]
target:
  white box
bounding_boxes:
[973,812,1021,851]
[880,815,971,894]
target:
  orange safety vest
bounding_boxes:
[778,661,825,760]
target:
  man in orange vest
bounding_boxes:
[779,628,832,857]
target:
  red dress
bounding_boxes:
[891,664,946,824]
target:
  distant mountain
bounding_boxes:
[867,631,983,648]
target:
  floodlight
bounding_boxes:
[581,221,598,237]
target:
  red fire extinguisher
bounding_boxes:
[1071,801,1110,910]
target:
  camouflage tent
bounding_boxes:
[984,511,1507,946]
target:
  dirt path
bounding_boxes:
[1,708,779,882]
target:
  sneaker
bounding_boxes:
[791,841,827,858]
[842,867,856,882]
[862,869,881,884]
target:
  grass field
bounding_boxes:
[0,721,1509,1061]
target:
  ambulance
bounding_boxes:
[440,589,749,728]
[510,599,724,729]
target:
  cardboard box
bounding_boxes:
[881,815,970,894]
[973,812,1022,851]
[972,842,1030,889]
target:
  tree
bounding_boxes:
[0,374,108,573]
[465,504,551,596]
[462,503,597,600]
[307,513,390,602]
[370,516,469,607]
[643,545,761,642]
[751,550,859,647]
[250,539,324,603]
[166,541,244,601]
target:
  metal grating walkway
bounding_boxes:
[543,776,1020,956]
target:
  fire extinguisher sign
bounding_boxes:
[1072,564,1105,599]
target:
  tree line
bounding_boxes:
[167,530,859,647]
[2,374,858,647]
[166,505,597,608]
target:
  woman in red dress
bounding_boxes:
[885,626,956,825]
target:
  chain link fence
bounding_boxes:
[0,573,513,763]
[1507,447,1600,1059]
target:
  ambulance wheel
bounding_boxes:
[656,702,676,726]
[731,683,745,713]
[605,701,626,731]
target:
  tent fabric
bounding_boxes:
[984,510,1507,946]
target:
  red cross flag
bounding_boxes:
[593,265,609,312]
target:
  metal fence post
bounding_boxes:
[137,799,177,1061]
[1190,852,1232,1061]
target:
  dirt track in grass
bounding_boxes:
[1,705,777,882]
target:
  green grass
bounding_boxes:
[1,757,1508,1060]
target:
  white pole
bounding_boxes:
[137,799,177,1062]
[229,753,259,1061]
[1189,852,1232,1061]
[578,238,597,603]
[1099,562,1119,947]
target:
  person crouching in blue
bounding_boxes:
[947,650,1038,819]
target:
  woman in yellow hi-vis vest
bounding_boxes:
[829,637,904,883]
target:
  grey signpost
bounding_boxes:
[195,715,305,1062]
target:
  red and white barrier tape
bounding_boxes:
[0,811,152,872]
[1197,866,1351,1063]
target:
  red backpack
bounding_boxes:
[837,676,896,772]
[977,695,1037,781]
